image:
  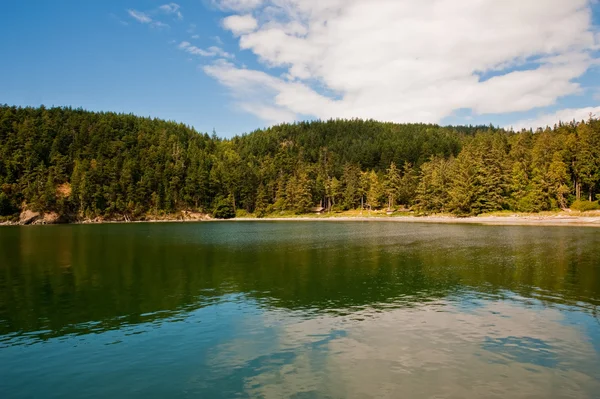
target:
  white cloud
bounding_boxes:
[178,42,234,59]
[151,21,170,29]
[204,60,299,124]
[209,0,599,125]
[127,8,170,29]
[212,0,263,12]
[159,3,183,20]
[222,15,258,36]
[127,9,152,24]
[507,106,600,131]
[191,34,200,39]
[127,6,176,28]
[207,300,599,399]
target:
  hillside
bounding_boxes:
[0,105,599,223]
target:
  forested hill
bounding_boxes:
[0,105,599,222]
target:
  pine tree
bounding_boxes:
[448,149,479,215]
[273,173,287,211]
[365,170,384,210]
[384,162,401,210]
[509,162,533,212]
[398,162,418,207]
[295,169,313,214]
[254,183,269,217]
[473,134,508,213]
[574,121,600,201]
[548,152,570,209]
[341,163,362,210]
[415,156,453,213]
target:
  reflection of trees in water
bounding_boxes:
[0,223,599,342]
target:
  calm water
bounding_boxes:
[1,222,600,398]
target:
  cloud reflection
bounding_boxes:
[207,297,600,399]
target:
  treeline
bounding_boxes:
[0,105,599,220]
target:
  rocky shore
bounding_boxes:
[0,210,213,226]
[2,210,600,227]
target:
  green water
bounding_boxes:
[0,222,599,398]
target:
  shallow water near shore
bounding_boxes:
[1,222,600,398]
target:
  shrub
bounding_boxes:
[0,193,17,216]
[213,198,235,219]
[570,200,600,212]
[235,209,251,218]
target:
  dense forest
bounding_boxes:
[0,105,599,222]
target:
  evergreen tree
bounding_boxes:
[364,170,384,210]
[448,148,480,215]
[254,183,269,217]
[384,162,401,209]
[341,163,362,210]
[415,156,453,213]
[0,105,598,220]
[397,163,418,207]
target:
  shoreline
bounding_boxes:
[2,214,600,227]
[233,215,600,227]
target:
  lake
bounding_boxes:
[1,221,599,398]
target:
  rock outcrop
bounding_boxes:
[41,212,61,224]
[19,210,41,225]
[181,211,211,221]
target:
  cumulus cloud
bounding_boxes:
[222,14,258,35]
[159,3,183,20]
[204,60,326,124]
[210,0,599,125]
[508,106,600,131]
[206,300,599,398]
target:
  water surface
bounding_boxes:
[1,222,599,398]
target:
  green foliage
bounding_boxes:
[570,200,600,212]
[363,170,384,209]
[254,183,269,217]
[448,149,480,215]
[397,163,418,206]
[384,162,402,209]
[213,197,235,219]
[285,167,313,214]
[415,156,453,213]
[0,105,598,219]
[0,192,16,216]
[341,163,363,210]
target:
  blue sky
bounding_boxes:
[1,1,599,137]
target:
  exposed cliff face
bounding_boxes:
[16,210,69,225]
[3,210,213,225]
[40,212,62,224]
[19,210,41,225]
